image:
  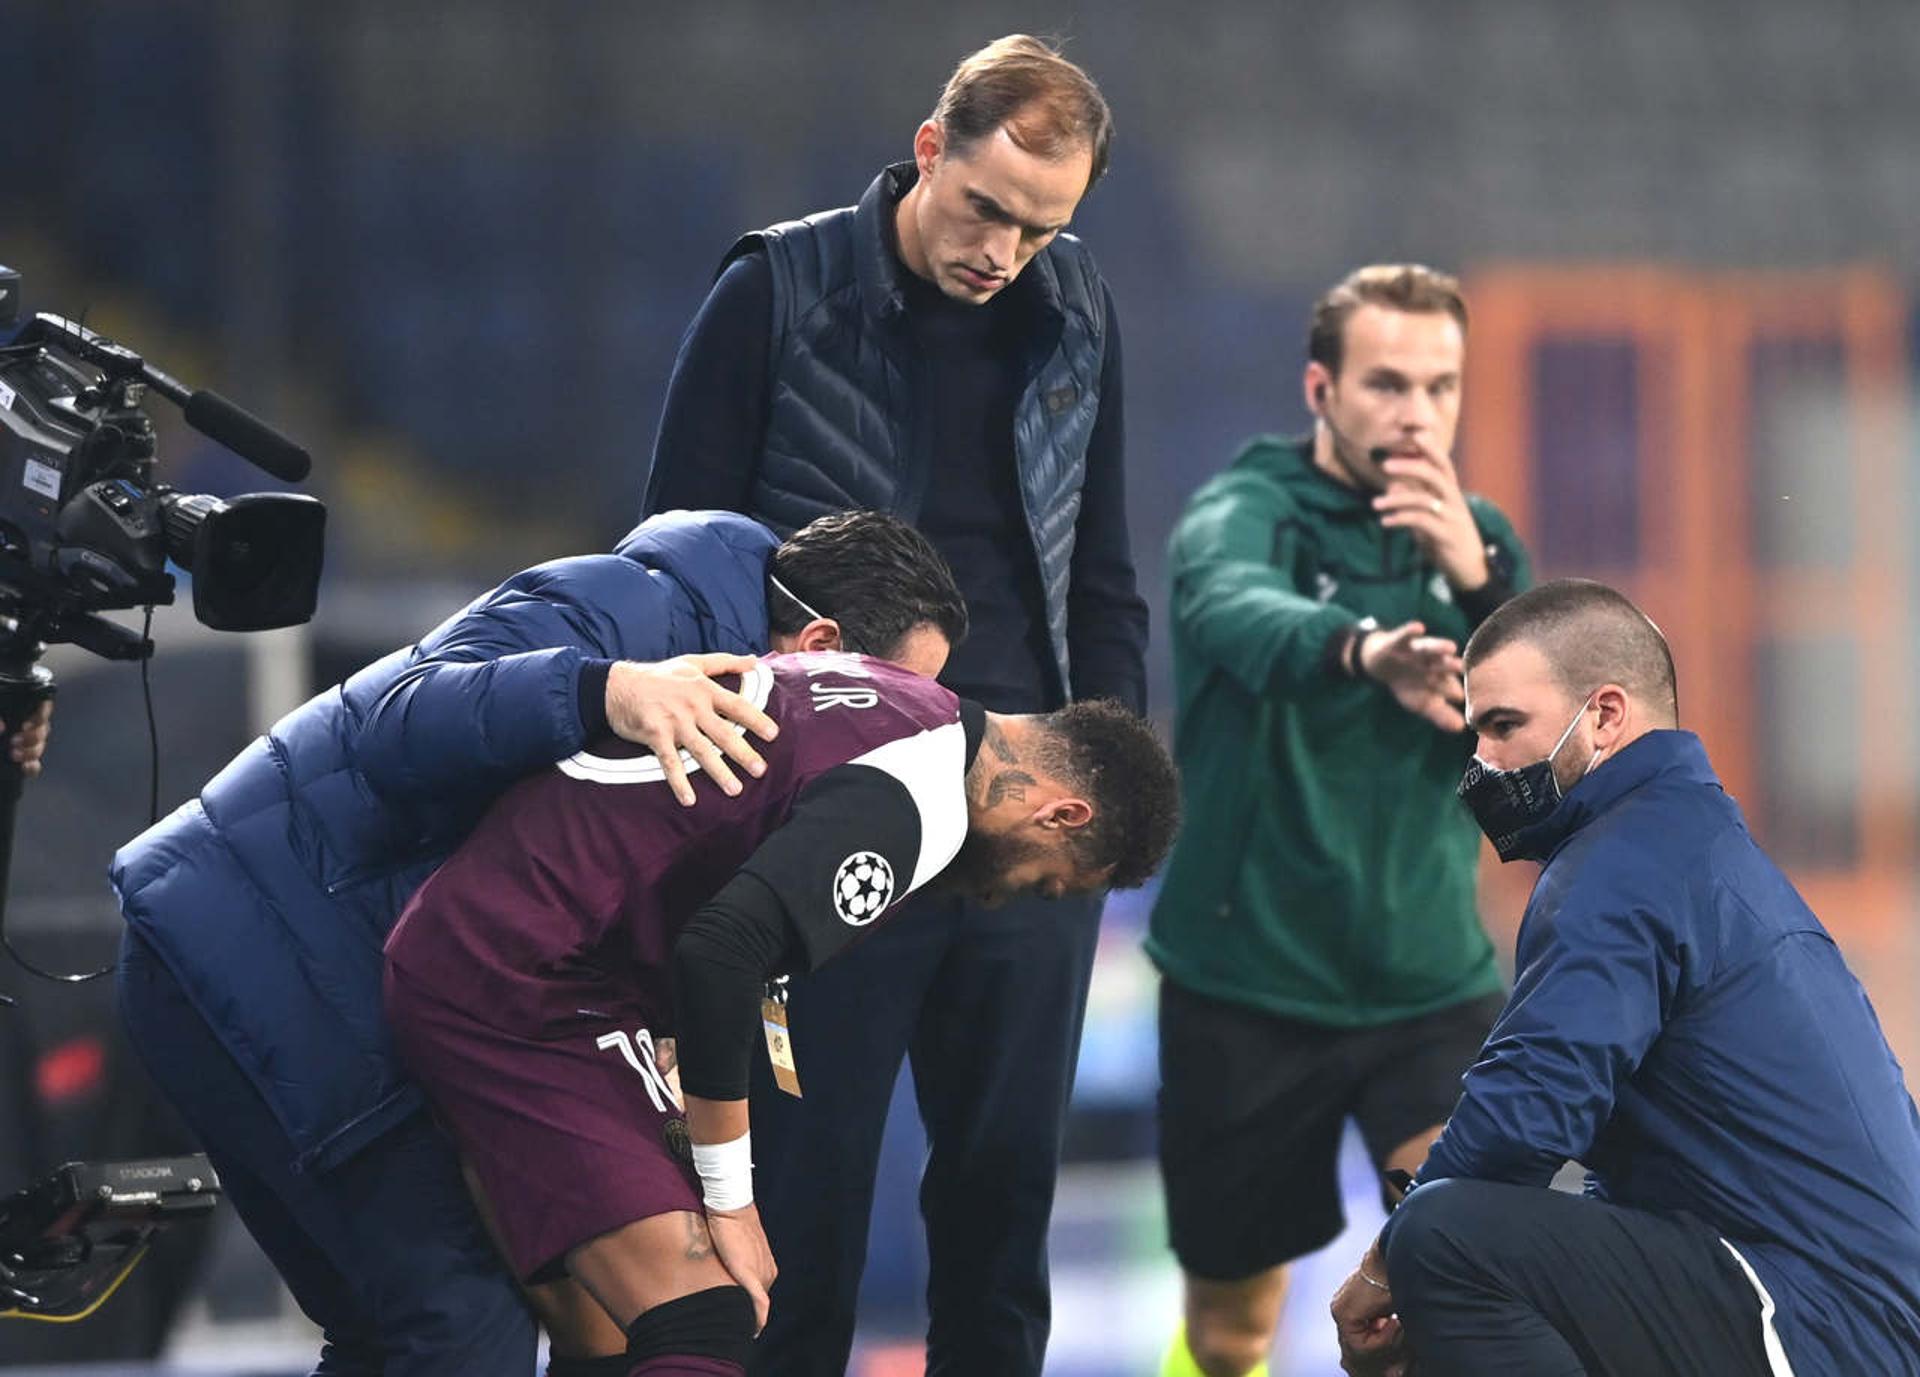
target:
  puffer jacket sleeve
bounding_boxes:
[351,556,679,805]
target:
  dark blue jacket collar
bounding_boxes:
[1516,729,1719,859]
[855,163,1067,331]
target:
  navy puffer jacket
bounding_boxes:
[111,510,776,1171]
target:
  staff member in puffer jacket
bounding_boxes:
[111,509,967,1377]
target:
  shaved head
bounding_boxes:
[1464,579,1678,726]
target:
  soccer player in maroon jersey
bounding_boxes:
[385,652,1178,1377]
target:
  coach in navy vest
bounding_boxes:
[643,34,1147,1377]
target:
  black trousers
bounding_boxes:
[746,887,1103,1377]
[1382,1178,1779,1376]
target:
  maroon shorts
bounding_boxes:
[384,966,701,1283]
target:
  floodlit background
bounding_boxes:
[3,3,1918,1373]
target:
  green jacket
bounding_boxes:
[1147,434,1531,1026]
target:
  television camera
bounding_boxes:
[0,262,325,1318]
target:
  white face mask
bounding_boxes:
[768,574,864,655]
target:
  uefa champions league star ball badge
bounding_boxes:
[832,851,895,926]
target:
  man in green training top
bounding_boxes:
[1150,264,1532,1377]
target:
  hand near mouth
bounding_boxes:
[1371,437,1489,592]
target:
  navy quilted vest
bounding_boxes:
[720,163,1108,693]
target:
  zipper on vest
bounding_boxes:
[896,331,935,518]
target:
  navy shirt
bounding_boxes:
[1420,731,1920,1376]
[643,212,1140,715]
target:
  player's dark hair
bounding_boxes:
[1032,699,1179,889]
[768,511,969,659]
[1464,578,1679,723]
[1308,263,1469,376]
[932,34,1113,188]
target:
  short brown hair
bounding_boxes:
[1307,264,1469,375]
[1464,578,1679,724]
[931,35,1113,188]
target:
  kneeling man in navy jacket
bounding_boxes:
[1332,578,1920,1377]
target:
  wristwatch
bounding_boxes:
[1345,616,1381,678]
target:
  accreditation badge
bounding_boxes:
[762,976,802,1098]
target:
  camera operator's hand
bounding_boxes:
[606,656,780,806]
[2,699,53,779]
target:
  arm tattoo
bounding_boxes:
[985,769,1037,807]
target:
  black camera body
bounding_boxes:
[0,265,324,657]
[0,270,261,1324]
[0,1155,220,1319]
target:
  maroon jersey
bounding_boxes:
[385,652,976,1038]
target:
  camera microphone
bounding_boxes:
[0,301,326,640]
[21,315,313,484]
[181,390,312,483]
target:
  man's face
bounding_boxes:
[935,824,1110,908]
[1464,641,1592,794]
[906,121,1091,303]
[1315,305,1466,491]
